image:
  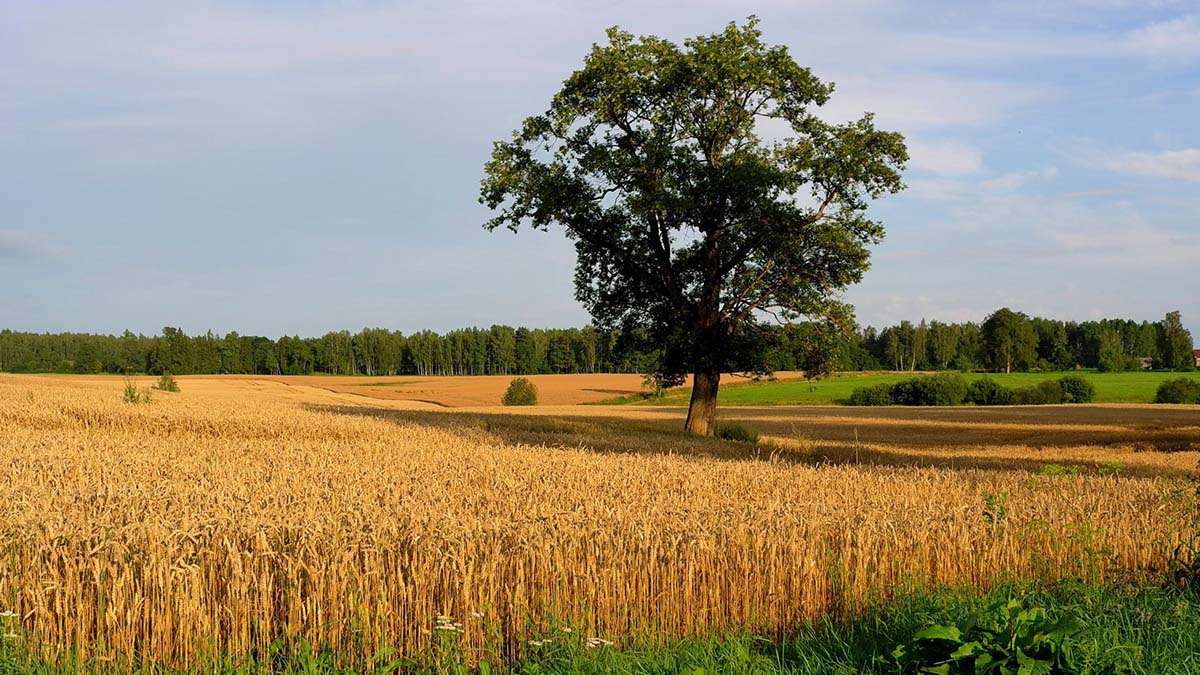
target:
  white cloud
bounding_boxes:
[902,165,1058,201]
[1104,148,1200,182]
[906,138,984,175]
[820,76,1047,131]
[1047,220,1199,259]
[904,178,970,201]
[981,166,1058,191]
[852,188,1200,331]
[955,192,1200,265]
[1124,13,1200,60]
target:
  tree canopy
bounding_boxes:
[981,308,1038,374]
[480,18,906,433]
[1159,310,1195,372]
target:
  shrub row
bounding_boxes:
[849,375,1096,407]
[1155,378,1200,404]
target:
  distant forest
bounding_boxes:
[1,309,1194,376]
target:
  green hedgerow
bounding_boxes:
[965,378,1011,406]
[848,383,895,406]
[888,374,968,406]
[1010,380,1066,405]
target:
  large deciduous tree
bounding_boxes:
[1158,310,1195,372]
[981,308,1038,374]
[480,19,906,434]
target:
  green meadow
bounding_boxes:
[616,371,1200,406]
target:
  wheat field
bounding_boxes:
[0,376,1197,670]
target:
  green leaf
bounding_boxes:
[1016,648,1053,675]
[1042,614,1080,641]
[914,625,963,643]
[950,640,984,658]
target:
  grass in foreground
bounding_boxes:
[607,371,1200,406]
[2,580,1197,674]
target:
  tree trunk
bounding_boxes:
[684,369,721,435]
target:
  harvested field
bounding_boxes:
[325,404,1200,478]
[1,374,1198,670]
[253,372,655,406]
[29,372,807,407]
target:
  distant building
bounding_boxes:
[1138,356,1153,370]
[1194,349,1200,369]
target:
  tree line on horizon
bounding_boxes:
[850,309,1195,374]
[1,309,1193,378]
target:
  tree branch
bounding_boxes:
[721,259,774,320]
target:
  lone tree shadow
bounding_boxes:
[303,403,786,464]
[303,403,1199,478]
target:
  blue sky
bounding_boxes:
[2,1,1198,338]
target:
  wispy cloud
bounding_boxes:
[821,76,1048,131]
[906,138,985,175]
[0,230,49,262]
[981,166,1059,191]
[1104,148,1200,182]
[1124,13,1200,60]
[903,178,970,201]
[942,192,1200,265]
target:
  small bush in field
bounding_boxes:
[122,378,154,405]
[1057,375,1094,403]
[123,379,141,404]
[502,378,538,406]
[1155,378,1200,404]
[715,423,759,443]
[155,373,180,393]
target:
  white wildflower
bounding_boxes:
[585,637,614,649]
[0,611,16,618]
